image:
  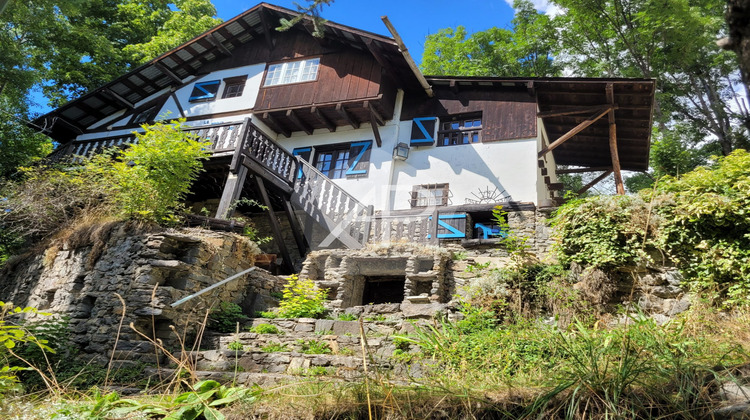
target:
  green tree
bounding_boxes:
[421,0,560,77]
[0,0,220,178]
[552,0,748,156]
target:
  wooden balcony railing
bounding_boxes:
[292,157,373,248]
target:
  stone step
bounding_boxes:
[145,368,329,387]
[214,332,407,356]
[173,349,394,378]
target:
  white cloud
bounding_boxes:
[504,0,565,17]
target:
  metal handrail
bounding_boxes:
[170,266,257,308]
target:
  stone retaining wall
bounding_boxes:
[0,223,284,361]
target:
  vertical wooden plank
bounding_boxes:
[254,176,294,273]
[215,165,248,219]
[606,83,625,195]
[283,199,308,259]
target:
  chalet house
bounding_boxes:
[32,3,656,272]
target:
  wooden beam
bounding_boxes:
[206,33,232,56]
[170,92,187,118]
[256,10,274,51]
[103,88,135,110]
[537,104,619,118]
[449,80,459,94]
[576,170,613,196]
[253,175,294,274]
[153,62,182,83]
[369,112,382,147]
[537,106,612,158]
[363,38,389,69]
[286,109,313,135]
[336,103,359,129]
[282,199,309,258]
[311,106,336,132]
[606,83,625,195]
[556,166,613,174]
[262,112,291,138]
[364,101,384,126]
[215,165,248,219]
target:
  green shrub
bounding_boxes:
[276,275,327,319]
[336,313,357,321]
[209,302,247,333]
[261,342,290,353]
[248,323,279,334]
[227,341,244,351]
[91,119,209,223]
[297,339,331,355]
[552,150,750,305]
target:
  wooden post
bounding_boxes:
[283,199,309,259]
[606,83,625,195]
[215,165,248,219]
[362,205,374,245]
[254,175,294,273]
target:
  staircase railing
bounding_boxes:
[291,157,373,249]
[237,124,297,186]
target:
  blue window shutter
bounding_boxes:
[436,213,467,239]
[410,117,437,146]
[189,80,220,102]
[346,141,371,177]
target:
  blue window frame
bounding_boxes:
[312,141,371,179]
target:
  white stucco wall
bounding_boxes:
[390,124,539,210]
[165,63,266,118]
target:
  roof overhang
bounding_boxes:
[426,76,656,172]
[31,2,419,143]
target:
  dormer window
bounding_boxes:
[263,58,320,87]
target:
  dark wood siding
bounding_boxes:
[254,49,383,111]
[401,86,537,141]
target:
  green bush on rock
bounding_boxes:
[552,149,750,305]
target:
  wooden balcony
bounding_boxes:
[46,120,296,191]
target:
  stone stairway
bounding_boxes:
[145,306,432,387]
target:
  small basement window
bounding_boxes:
[437,114,482,146]
[263,58,320,87]
[410,183,450,207]
[362,276,405,305]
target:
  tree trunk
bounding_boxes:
[724,0,750,134]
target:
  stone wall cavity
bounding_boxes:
[0,223,284,362]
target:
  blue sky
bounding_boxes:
[214,0,521,64]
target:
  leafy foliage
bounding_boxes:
[276,275,327,319]
[654,149,750,303]
[0,302,53,396]
[551,194,660,269]
[209,302,247,334]
[297,339,332,355]
[421,0,559,77]
[248,323,280,334]
[92,119,209,223]
[552,150,750,304]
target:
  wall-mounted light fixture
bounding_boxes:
[393,142,410,160]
